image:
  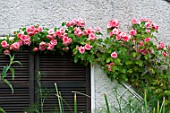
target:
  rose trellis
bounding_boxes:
[0,18,170,110]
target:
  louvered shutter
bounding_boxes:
[0,48,34,113]
[36,53,91,113]
[0,51,91,113]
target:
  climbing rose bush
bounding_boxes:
[0,18,169,111]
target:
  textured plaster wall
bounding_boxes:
[0,0,170,112]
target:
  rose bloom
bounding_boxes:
[74,27,82,37]
[33,47,38,52]
[50,39,57,46]
[78,46,85,54]
[162,52,167,57]
[159,42,165,49]
[10,42,20,51]
[47,43,55,50]
[4,50,10,55]
[153,24,159,30]
[129,29,137,36]
[26,25,37,36]
[122,35,130,42]
[88,33,96,41]
[94,27,101,33]
[131,18,137,25]
[107,62,114,72]
[110,28,119,36]
[85,43,92,50]
[144,38,150,43]
[145,22,152,29]
[37,26,43,32]
[107,19,119,28]
[62,47,69,51]
[84,27,94,35]
[48,29,55,35]
[145,29,150,33]
[111,52,117,58]
[76,18,85,27]
[116,34,121,40]
[1,41,9,49]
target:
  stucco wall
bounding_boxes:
[0,0,170,112]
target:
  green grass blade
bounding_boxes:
[10,68,15,80]
[74,93,77,113]
[144,90,148,113]
[104,94,110,113]
[3,79,14,94]
[54,83,63,113]
[159,97,165,113]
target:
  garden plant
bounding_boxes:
[0,18,170,112]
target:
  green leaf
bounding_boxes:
[106,58,111,63]
[62,22,66,26]
[12,61,22,65]
[10,68,15,80]
[1,66,8,79]
[0,107,6,113]
[3,79,14,94]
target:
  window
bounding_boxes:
[0,48,91,113]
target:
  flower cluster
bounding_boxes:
[0,18,169,110]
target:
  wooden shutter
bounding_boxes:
[0,48,34,113]
[0,51,91,113]
[36,53,91,113]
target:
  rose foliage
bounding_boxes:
[0,18,170,111]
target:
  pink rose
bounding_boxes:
[107,19,119,28]
[107,62,114,71]
[10,42,20,51]
[159,42,165,49]
[119,32,127,38]
[50,39,57,46]
[145,22,152,28]
[111,52,117,58]
[116,34,121,40]
[153,24,158,30]
[85,43,92,50]
[131,18,137,25]
[39,41,47,51]
[162,52,167,57]
[144,38,150,43]
[37,26,43,32]
[62,47,69,51]
[84,27,94,35]
[47,43,55,50]
[94,27,101,33]
[74,27,82,37]
[76,18,85,27]
[33,47,38,52]
[110,28,119,36]
[17,33,22,39]
[88,33,96,41]
[1,41,9,49]
[48,29,55,35]
[26,25,37,36]
[3,50,10,55]
[122,35,130,42]
[145,29,150,33]
[78,46,85,54]
[46,35,53,40]
[140,18,148,22]
[62,36,69,46]
[129,29,137,36]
